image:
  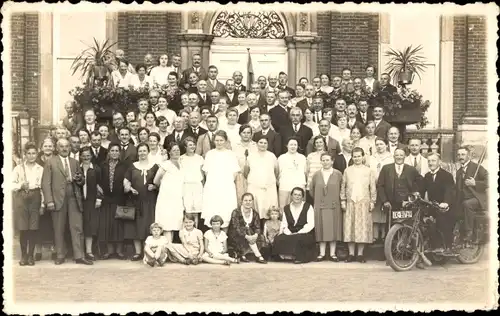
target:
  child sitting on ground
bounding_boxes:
[262,206,282,261]
[143,223,169,267]
[167,213,204,265]
[202,215,240,265]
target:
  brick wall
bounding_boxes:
[316,12,331,76]
[117,11,181,66]
[453,15,488,126]
[10,13,39,117]
[329,12,379,79]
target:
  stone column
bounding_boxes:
[378,13,391,80]
[38,12,53,127]
[288,36,319,84]
[439,15,455,162]
[106,12,119,52]
[178,34,214,69]
[285,37,297,85]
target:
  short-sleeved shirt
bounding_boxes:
[204,230,228,254]
[144,235,168,252]
[179,228,204,254]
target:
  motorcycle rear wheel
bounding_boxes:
[384,223,422,272]
[453,223,485,264]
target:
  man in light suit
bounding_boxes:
[404,138,429,176]
[196,115,230,157]
[372,105,392,139]
[41,139,92,265]
[206,65,226,95]
[182,53,207,87]
[306,119,341,157]
[252,113,282,157]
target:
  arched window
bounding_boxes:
[212,11,286,39]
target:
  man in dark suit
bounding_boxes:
[277,71,296,98]
[421,153,456,253]
[250,83,267,109]
[356,99,374,125]
[377,149,423,221]
[196,80,211,108]
[379,73,398,95]
[109,112,126,144]
[188,111,207,140]
[61,101,84,136]
[253,113,282,157]
[257,76,267,98]
[387,126,407,155]
[89,131,108,165]
[232,71,246,93]
[144,53,155,75]
[279,107,313,155]
[455,146,489,241]
[118,127,138,167]
[224,79,239,108]
[346,103,366,134]
[41,139,92,265]
[182,53,207,86]
[261,90,278,114]
[170,53,183,82]
[331,98,347,126]
[164,117,194,154]
[269,90,292,133]
[296,84,315,114]
[206,65,226,95]
[372,105,392,139]
[306,119,341,157]
[333,138,354,174]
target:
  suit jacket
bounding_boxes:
[356,111,374,126]
[346,119,366,135]
[377,163,422,206]
[379,84,397,96]
[374,119,392,139]
[404,154,429,177]
[82,164,103,208]
[90,146,108,166]
[256,95,267,109]
[305,135,342,158]
[280,123,313,155]
[197,92,212,108]
[455,161,488,210]
[62,113,84,136]
[277,86,296,98]
[296,99,311,114]
[224,92,239,108]
[120,143,138,167]
[388,142,408,155]
[164,129,195,154]
[195,131,231,158]
[206,79,226,95]
[252,129,282,157]
[182,66,208,85]
[188,126,208,141]
[332,152,353,174]
[234,84,246,93]
[269,105,291,133]
[108,128,122,145]
[41,156,84,212]
[421,168,455,207]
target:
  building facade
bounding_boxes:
[9,10,489,162]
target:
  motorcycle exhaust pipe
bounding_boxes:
[417,249,432,267]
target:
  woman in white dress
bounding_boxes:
[369,137,394,243]
[111,60,134,88]
[153,142,185,243]
[332,116,351,145]
[232,125,258,205]
[319,73,334,94]
[179,137,204,228]
[155,96,177,128]
[245,135,279,220]
[148,133,168,165]
[303,108,320,136]
[306,135,327,204]
[220,108,241,147]
[248,106,262,134]
[358,121,377,158]
[289,84,305,108]
[131,64,153,89]
[150,54,172,86]
[277,137,307,210]
[201,130,240,231]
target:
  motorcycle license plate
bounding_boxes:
[392,211,413,219]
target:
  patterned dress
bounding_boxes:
[227,208,265,257]
[369,152,394,224]
[340,164,376,243]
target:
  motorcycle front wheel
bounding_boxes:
[384,223,422,272]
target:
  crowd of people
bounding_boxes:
[12,50,489,267]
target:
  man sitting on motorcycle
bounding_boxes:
[455,146,489,242]
[420,153,456,255]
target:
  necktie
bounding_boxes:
[293,124,298,133]
[316,112,320,123]
[176,133,181,142]
[83,168,87,199]
[64,158,71,182]
[348,157,353,166]
[414,156,418,167]
[210,133,215,149]
[193,128,198,135]
[212,105,216,113]
[432,173,437,182]
[323,137,328,151]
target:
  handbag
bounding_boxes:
[115,205,136,220]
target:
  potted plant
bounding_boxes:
[71,38,118,88]
[385,45,427,86]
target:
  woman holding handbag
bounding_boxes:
[98,143,128,260]
[123,143,159,261]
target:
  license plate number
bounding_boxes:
[392,211,413,219]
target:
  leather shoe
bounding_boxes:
[294,260,303,264]
[240,255,250,263]
[54,258,65,265]
[27,256,35,266]
[34,253,42,261]
[75,258,93,265]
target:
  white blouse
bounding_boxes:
[204,230,228,254]
[111,70,134,88]
[12,162,44,191]
[131,74,153,89]
[155,109,177,127]
[150,66,174,86]
[281,202,315,234]
[278,152,307,191]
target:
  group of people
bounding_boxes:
[12,51,489,267]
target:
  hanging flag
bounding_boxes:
[247,48,254,88]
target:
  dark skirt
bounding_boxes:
[14,190,41,231]
[272,230,317,262]
[123,199,156,241]
[83,198,100,237]
[98,201,124,243]
[228,233,266,257]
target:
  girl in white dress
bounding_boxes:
[220,108,240,146]
[201,215,239,265]
[303,108,320,136]
[155,96,177,128]
[245,135,279,219]
[358,121,377,159]
[147,133,168,165]
[201,130,240,231]
[179,137,204,228]
[150,54,173,86]
[277,137,307,210]
[153,142,185,243]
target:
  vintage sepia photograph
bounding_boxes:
[2,2,498,314]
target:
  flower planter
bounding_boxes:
[397,70,414,85]
[386,107,423,124]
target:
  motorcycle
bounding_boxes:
[384,193,489,272]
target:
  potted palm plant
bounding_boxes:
[385,45,427,86]
[71,38,117,87]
